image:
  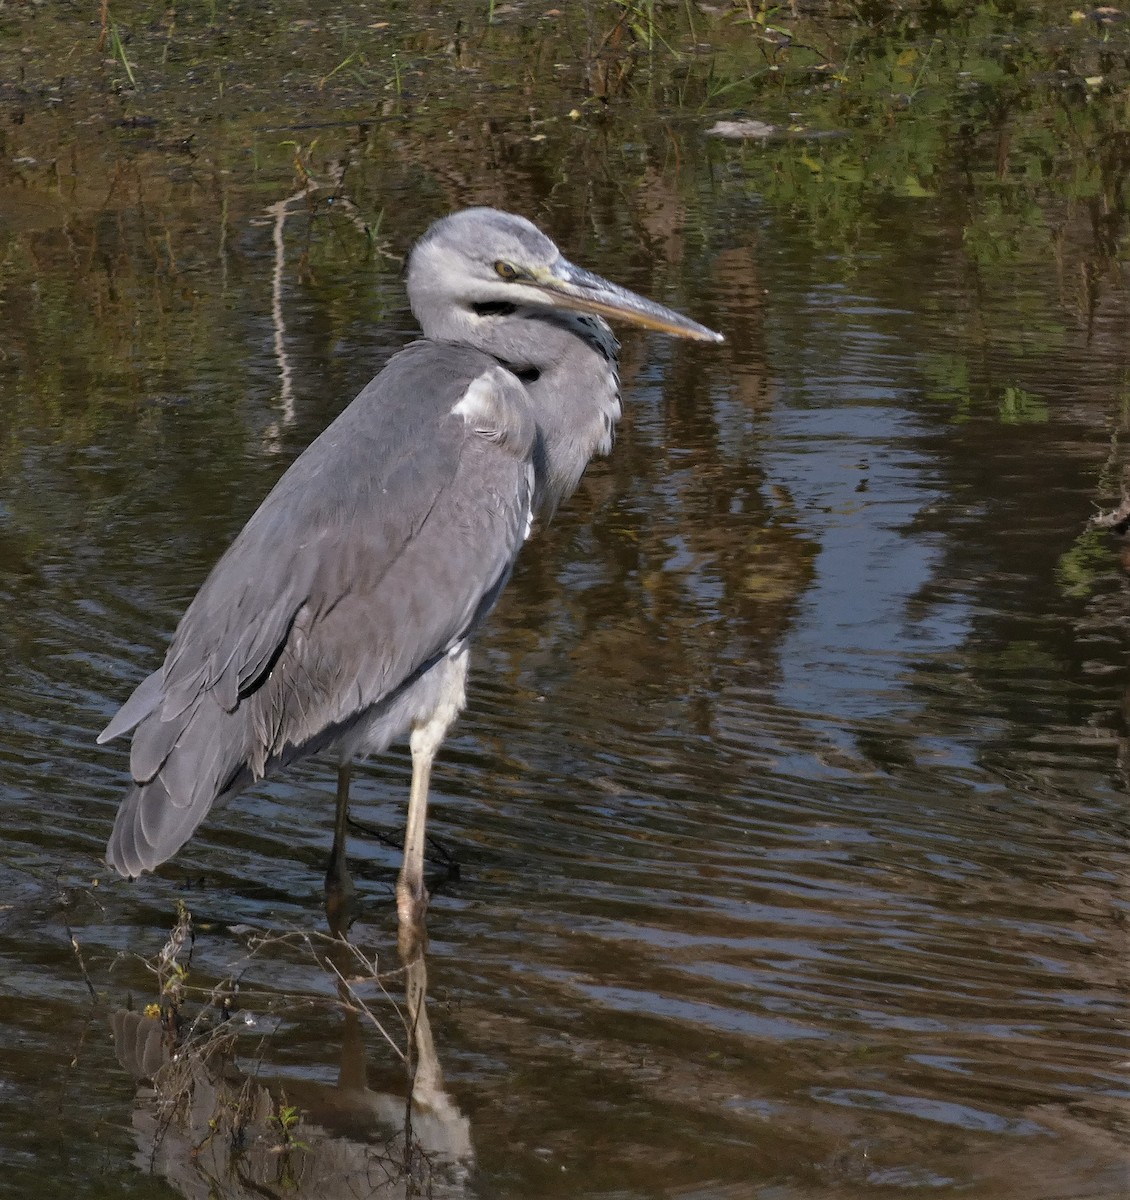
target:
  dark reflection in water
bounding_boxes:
[109,933,471,1198]
[3,19,1130,1199]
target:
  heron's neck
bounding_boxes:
[420,304,622,517]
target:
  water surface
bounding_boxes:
[2,5,1130,1198]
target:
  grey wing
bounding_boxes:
[247,368,539,765]
[103,347,536,877]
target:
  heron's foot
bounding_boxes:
[396,871,429,926]
[396,871,429,958]
[398,910,429,960]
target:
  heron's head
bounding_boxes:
[406,207,723,346]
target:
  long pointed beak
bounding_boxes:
[530,260,724,344]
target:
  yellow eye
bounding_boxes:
[494,260,520,281]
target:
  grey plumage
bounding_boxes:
[99,207,722,911]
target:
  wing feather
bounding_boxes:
[97,668,163,745]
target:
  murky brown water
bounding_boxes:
[3,4,1130,1198]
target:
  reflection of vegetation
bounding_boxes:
[3,3,1127,417]
[3,3,1124,397]
[693,5,1130,291]
[1057,526,1118,598]
[743,489,819,606]
[2,0,1128,635]
[977,637,1064,672]
[922,356,1054,425]
[998,385,1049,425]
[106,906,471,1197]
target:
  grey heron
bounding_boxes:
[98,207,723,929]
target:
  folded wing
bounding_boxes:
[102,343,537,877]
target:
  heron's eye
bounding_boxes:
[494,261,521,281]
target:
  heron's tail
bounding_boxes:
[105,692,243,878]
[107,770,224,878]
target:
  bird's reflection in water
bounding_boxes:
[111,926,472,1199]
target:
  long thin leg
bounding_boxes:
[397,649,468,944]
[397,721,442,934]
[325,761,356,936]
